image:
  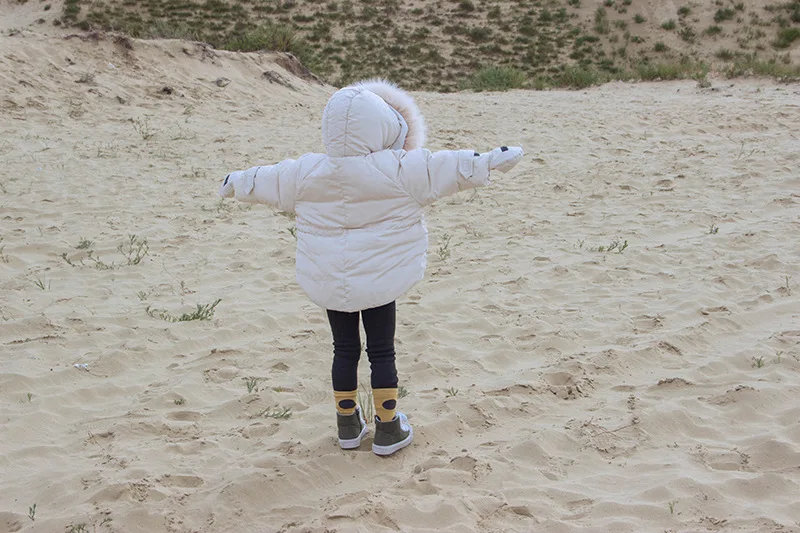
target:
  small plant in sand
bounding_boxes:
[256,406,293,419]
[63,236,147,269]
[65,517,112,533]
[181,167,204,180]
[398,386,409,399]
[26,393,33,402]
[595,239,628,253]
[75,72,95,84]
[751,356,765,368]
[287,226,298,240]
[244,377,260,394]
[708,223,719,234]
[445,386,459,397]
[212,198,232,214]
[86,251,115,270]
[31,274,50,290]
[668,500,678,514]
[132,117,157,141]
[174,398,186,405]
[436,233,453,261]
[145,299,221,322]
[783,275,792,296]
[0,239,8,263]
[358,383,374,421]
[177,280,194,295]
[118,235,149,265]
[695,72,711,88]
[76,237,94,250]
[462,224,482,238]
[28,503,36,521]
[60,252,78,267]
[736,140,756,160]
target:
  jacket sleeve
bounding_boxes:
[224,157,305,213]
[396,149,493,207]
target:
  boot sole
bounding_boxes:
[372,426,413,456]
[338,423,369,449]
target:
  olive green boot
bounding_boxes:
[337,406,368,449]
[372,412,413,456]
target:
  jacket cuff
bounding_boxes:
[465,150,491,186]
[231,170,255,201]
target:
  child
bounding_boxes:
[219,79,523,456]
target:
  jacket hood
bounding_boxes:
[321,79,426,158]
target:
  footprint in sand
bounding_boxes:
[157,474,204,488]
[166,410,202,422]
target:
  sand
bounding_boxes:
[1,28,799,533]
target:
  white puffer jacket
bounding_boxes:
[220,79,523,312]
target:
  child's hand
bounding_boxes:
[488,146,524,173]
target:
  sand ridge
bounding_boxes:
[1,30,800,533]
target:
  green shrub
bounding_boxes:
[145,20,200,41]
[594,7,609,34]
[469,66,526,91]
[225,24,298,53]
[467,26,492,43]
[725,57,800,80]
[715,48,735,61]
[773,27,800,49]
[554,66,607,89]
[62,0,80,21]
[661,19,676,30]
[635,60,708,81]
[714,8,735,23]
[458,0,475,12]
[679,25,696,43]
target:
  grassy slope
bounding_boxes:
[53,0,800,89]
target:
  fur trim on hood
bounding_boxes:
[351,79,427,151]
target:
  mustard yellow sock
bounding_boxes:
[334,390,357,416]
[373,388,398,422]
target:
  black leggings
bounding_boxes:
[327,301,397,392]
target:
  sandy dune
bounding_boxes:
[1,29,799,533]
